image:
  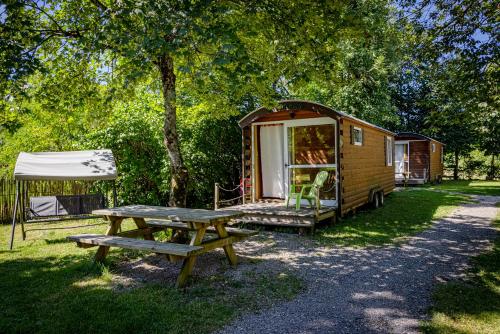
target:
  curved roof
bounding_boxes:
[14,150,117,181]
[239,100,395,135]
[395,132,445,145]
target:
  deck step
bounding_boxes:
[233,219,314,228]
[68,234,203,257]
[146,220,258,237]
[235,214,315,225]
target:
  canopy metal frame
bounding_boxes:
[9,179,117,250]
[9,150,118,250]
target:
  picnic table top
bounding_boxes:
[93,205,243,224]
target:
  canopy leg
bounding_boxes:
[9,182,20,250]
[20,213,26,241]
[21,181,26,240]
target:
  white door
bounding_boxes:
[395,143,408,175]
[260,125,284,198]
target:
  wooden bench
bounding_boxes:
[68,234,203,257]
[145,220,258,238]
[69,205,249,287]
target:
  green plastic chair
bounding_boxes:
[286,171,329,211]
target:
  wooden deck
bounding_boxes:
[222,201,336,232]
[395,178,426,185]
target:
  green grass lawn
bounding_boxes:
[426,180,500,196]
[423,202,500,334]
[316,189,469,247]
[0,221,302,334]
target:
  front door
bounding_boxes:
[395,143,409,175]
[259,124,285,198]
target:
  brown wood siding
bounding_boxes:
[340,118,395,216]
[409,141,429,179]
[429,141,443,181]
[242,127,252,202]
[253,110,321,123]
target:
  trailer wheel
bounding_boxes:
[372,192,380,209]
[378,191,384,206]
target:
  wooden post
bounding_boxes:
[215,223,237,265]
[95,216,123,262]
[9,181,20,250]
[214,183,219,210]
[241,132,246,205]
[176,226,207,288]
[132,217,154,241]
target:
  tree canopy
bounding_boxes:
[0,0,497,206]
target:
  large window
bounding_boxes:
[287,122,337,202]
[386,137,393,166]
[287,124,335,165]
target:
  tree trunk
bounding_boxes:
[157,54,189,207]
[487,155,496,180]
[453,150,459,180]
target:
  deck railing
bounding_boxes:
[214,182,245,210]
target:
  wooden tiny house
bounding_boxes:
[222,100,395,231]
[394,132,444,184]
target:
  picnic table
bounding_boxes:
[68,205,256,287]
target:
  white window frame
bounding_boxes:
[432,143,436,153]
[386,136,393,166]
[353,126,363,146]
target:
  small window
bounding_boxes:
[386,137,393,166]
[432,143,436,153]
[352,126,363,146]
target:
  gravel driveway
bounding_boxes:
[217,194,499,334]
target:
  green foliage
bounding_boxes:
[178,112,242,208]
[443,150,499,180]
[84,92,169,206]
[395,0,499,173]
[0,0,409,205]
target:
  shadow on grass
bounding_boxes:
[427,180,500,196]
[44,237,73,245]
[422,205,500,333]
[316,189,468,247]
[0,250,301,334]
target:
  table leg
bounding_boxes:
[132,217,155,241]
[176,227,206,288]
[215,224,238,266]
[95,216,123,262]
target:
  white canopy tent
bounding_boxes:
[10,150,118,249]
[14,150,117,181]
